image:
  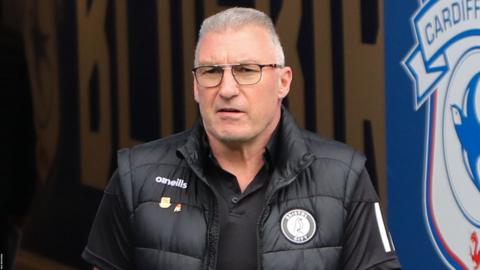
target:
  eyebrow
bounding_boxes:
[236,59,259,64]
[196,61,216,66]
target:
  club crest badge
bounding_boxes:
[159,197,172,208]
[403,0,480,268]
[280,209,316,244]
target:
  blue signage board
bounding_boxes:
[385,0,480,269]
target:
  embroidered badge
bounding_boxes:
[280,209,316,244]
[159,197,171,208]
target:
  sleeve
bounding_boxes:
[82,170,133,270]
[339,154,402,270]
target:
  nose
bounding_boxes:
[218,68,240,99]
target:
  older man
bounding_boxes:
[83,7,401,270]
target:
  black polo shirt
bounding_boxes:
[202,130,279,270]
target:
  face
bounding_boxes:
[194,25,292,145]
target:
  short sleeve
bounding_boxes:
[82,170,133,270]
[340,167,402,270]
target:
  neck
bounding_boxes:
[209,139,266,171]
[208,135,269,192]
[206,109,281,191]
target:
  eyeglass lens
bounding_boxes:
[195,64,262,87]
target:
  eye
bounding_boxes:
[235,64,260,73]
[198,66,222,75]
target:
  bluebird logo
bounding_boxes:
[403,0,480,268]
[451,72,480,191]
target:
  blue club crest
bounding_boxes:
[451,72,480,192]
[400,0,480,268]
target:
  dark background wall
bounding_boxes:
[1,0,386,269]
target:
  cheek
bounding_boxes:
[258,81,281,105]
[249,87,279,115]
[196,90,213,106]
[194,87,199,103]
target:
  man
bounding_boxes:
[82,7,401,270]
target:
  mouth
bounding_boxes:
[216,107,245,118]
[217,108,243,113]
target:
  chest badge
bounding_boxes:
[159,197,171,208]
[281,209,316,244]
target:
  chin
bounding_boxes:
[217,133,252,143]
[213,129,255,143]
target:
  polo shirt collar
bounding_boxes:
[199,120,281,172]
[178,106,313,185]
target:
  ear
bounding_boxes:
[193,71,200,103]
[278,66,292,99]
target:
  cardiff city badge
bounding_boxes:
[403,0,480,268]
[280,209,316,244]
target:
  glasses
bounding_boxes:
[192,63,283,88]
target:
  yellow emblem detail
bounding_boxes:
[159,197,171,208]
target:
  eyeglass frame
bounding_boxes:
[192,63,284,88]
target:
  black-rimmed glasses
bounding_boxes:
[192,63,283,88]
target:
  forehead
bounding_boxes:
[196,25,277,64]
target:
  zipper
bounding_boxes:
[184,157,219,270]
[256,155,314,269]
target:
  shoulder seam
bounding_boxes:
[343,151,357,206]
[119,163,190,177]
[130,130,190,151]
[311,156,361,176]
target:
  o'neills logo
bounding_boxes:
[403,0,480,268]
[155,176,188,189]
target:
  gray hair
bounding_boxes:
[194,7,285,66]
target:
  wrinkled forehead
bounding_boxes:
[196,25,277,65]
